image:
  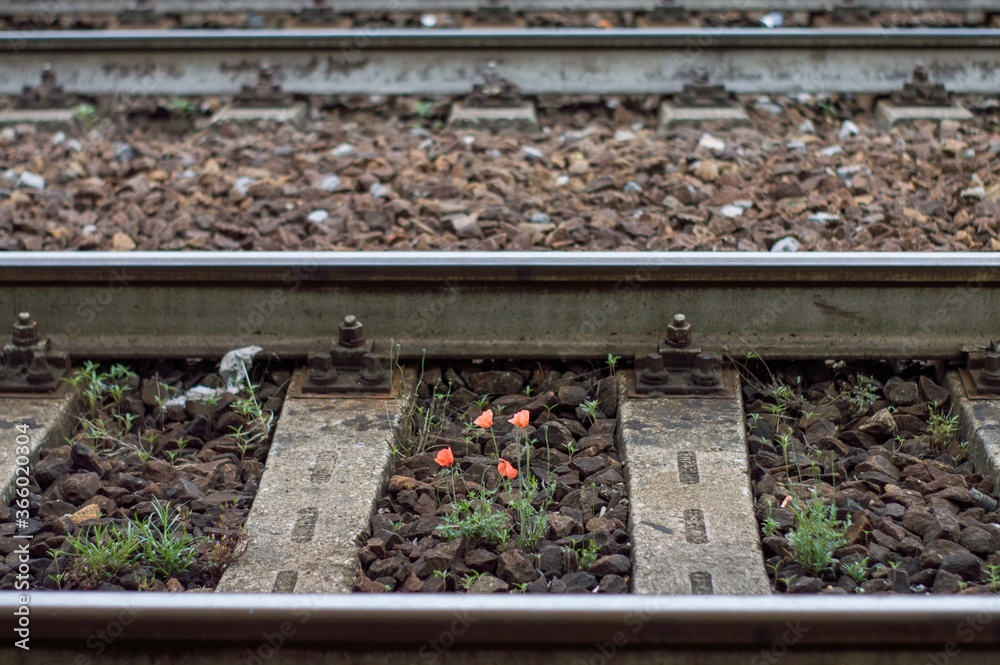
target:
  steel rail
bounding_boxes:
[1,593,999,648]
[1,251,998,360]
[4,0,999,16]
[1,27,1000,95]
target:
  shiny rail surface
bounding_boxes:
[1,251,998,360]
[1,28,1000,95]
[3,0,998,15]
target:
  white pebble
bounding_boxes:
[770,236,801,252]
[318,175,341,191]
[819,145,843,157]
[838,120,860,140]
[556,174,570,186]
[307,209,330,224]
[331,143,354,157]
[719,204,744,218]
[369,183,388,198]
[623,181,643,193]
[697,133,726,152]
[614,129,636,142]
[18,171,45,190]
[234,176,255,196]
[808,212,840,225]
[521,146,544,160]
[420,14,438,27]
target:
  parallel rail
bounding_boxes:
[4,0,999,16]
[2,27,1000,96]
[1,251,998,360]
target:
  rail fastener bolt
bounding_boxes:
[338,315,365,349]
[307,352,338,385]
[666,313,692,348]
[12,312,39,347]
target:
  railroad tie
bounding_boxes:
[619,374,770,594]
[0,392,78,506]
[216,374,400,593]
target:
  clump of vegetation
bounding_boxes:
[785,492,849,576]
[927,401,959,450]
[52,500,201,589]
[844,374,879,417]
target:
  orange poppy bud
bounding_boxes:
[435,447,455,467]
[474,410,494,428]
[508,410,530,428]
[497,459,518,479]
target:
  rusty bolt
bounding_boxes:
[359,353,387,386]
[25,351,53,384]
[691,353,720,387]
[338,315,365,348]
[665,313,692,348]
[12,312,39,347]
[982,353,1000,386]
[307,352,337,385]
[635,353,668,385]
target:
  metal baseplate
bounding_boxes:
[890,64,952,107]
[958,341,1000,399]
[462,61,523,109]
[0,312,71,394]
[675,68,736,108]
[628,313,734,398]
[298,315,394,396]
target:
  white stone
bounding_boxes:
[521,145,545,160]
[798,119,815,134]
[719,205,744,218]
[808,212,839,225]
[770,236,801,252]
[961,186,986,202]
[331,143,354,157]
[369,183,388,198]
[556,174,570,186]
[18,171,45,190]
[760,11,784,28]
[420,13,437,27]
[51,131,66,145]
[614,129,636,142]
[307,209,330,224]
[697,133,726,152]
[624,181,642,193]
[318,175,341,191]
[234,176,255,196]
[838,120,860,140]
[819,145,843,157]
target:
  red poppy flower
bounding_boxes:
[497,459,518,479]
[435,447,455,467]
[508,410,530,428]
[474,410,493,428]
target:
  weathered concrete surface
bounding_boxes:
[874,100,973,130]
[947,372,1000,492]
[218,388,398,593]
[447,102,538,129]
[208,104,306,125]
[619,377,770,594]
[657,103,752,131]
[0,393,78,504]
[0,108,76,128]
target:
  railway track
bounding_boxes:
[2,27,1000,97]
[1,252,1000,663]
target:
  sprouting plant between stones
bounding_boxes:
[785,492,850,577]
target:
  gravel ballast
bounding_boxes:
[745,360,1000,595]
[0,95,997,252]
[355,360,631,594]
[0,359,288,592]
